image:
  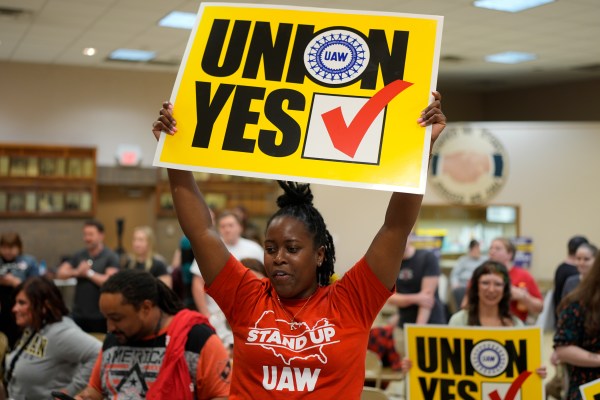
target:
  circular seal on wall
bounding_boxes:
[470,340,509,377]
[429,125,509,204]
[304,27,370,87]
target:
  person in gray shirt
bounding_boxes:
[56,220,120,333]
[449,239,487,311]
[5,276,101,399]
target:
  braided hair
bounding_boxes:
[267,181,336,286]
[101,269,183,315]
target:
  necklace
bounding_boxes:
[277,292,315,330]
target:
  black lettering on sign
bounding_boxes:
[440,338,462,375]
[202,19,252,77]
[419,377,476,400]
[457,380,477,400]
[259,89,305,157]
[222,85,266,153]
[361,30,409,90]
[285,24,316,84]
[193,82,235,148]
[440,379,456,400]
[242,22,293,82]
[416,337,437,373]
[464,339,475,376]
[201,19,409,90]
[504,340,528,378]
[418,377,438,399]
[193,82,307,155]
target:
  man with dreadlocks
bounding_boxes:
[151,91,446,398]
[75,269,231,400]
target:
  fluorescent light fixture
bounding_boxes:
[109,49,156,62]
[158,11,196,29]
[82,47,96,56]
[485,51,537,64]
[473,0,554,12]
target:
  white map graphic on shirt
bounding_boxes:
[246,310,340,365]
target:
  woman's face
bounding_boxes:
[477,272,505,308]
[488,240,512,265]
[12,290,34,328]
[264,216,324,299]
[132,230,149,257]
[575,246,595,277]
[0,244,19,261]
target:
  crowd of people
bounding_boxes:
[0,91,444,399]
[0,88,598,400]
[389,234,600,400]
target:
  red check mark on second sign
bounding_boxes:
[488,371,532,400]
[321,79,413,158]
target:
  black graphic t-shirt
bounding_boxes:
[93,323,226,399]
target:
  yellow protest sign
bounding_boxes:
[580,377,600,399]
[405,324,544,399]
[153,3,443,193]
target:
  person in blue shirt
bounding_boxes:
[0,232,39,347]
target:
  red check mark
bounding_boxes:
[488,371,532,400]
[321,79,413,158]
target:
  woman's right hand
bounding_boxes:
[152,101,177,140]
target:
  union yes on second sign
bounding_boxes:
[153,2,443,193]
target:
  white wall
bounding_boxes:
[0,62,174,166]
[2,62,599,280]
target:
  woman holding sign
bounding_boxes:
[150,93,445,398]
[403,261,547,378]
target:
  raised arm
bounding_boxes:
[365,92,446,289]
[152,102,231,285]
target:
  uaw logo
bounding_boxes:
[246,310,339,366]
[470,340,509,377]
[304,27,370,87]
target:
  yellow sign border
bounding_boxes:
[154,3,443,194]
[404,324,544,399]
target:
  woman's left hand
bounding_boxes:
[418,91,446,147]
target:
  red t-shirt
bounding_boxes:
[207,255,392,399]
[509,266,542,321]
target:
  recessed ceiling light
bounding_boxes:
[158,11,196,29]
[83,47,96,56]
[485,51,537,64]
[109,49,156,62]
[473,0,555,12]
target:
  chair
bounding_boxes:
[361,386,390,400]
[365,349,383,389]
